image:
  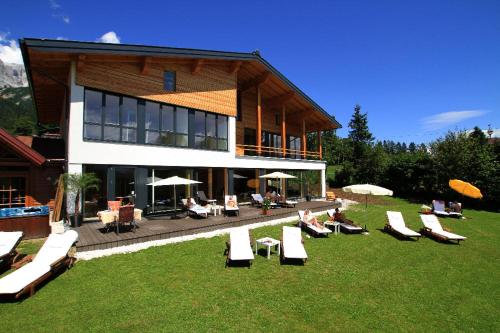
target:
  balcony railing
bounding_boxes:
[236,144,321,160]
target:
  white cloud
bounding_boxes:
[96,31,121,44]
[0,35,23,64]
[56,36,68,40]
[49,0,60,9]
[62,15,70,24]
[421,110,489,131]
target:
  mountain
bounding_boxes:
[0,59,28,87]
[0,86,37,134]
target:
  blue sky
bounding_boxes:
[1,0,499,143]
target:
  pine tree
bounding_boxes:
[348,104,373,160]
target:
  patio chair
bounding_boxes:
[197,191,216,205]
[326,191,336,201]
[326,210,363,233]
[116,205,135,234]
[420,214,466,244]
[182,198,209,218]
[385,211,421,240]
[298,210,332,237]
[432,200,449,217]
[280,226,307,264]
[107,200,121,211]
[0,231,23,269]
[225,227,254,267]
[281,197,298,208]
[0,230,78,299]
[224,195,239,216]
[251,193,264,207]
[448,202,463,219]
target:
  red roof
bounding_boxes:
[0,128,46,166]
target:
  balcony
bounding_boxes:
[236,144,322,161]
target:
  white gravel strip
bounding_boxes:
[76,209,331,261]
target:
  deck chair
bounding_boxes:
[326,210,363,233]
[448,202,463,219]
[251,193,264,207]
[385,211,421,240]
[182,198,209,218]
[420,214,466,244]
[224,195,239,216]
[432,200,449,217]
[116,205,136,233]
[326,191,336,200]
[298,210,332,237]
[225,227,254,267]
[0,230,78,299]
[280,197,298,208]
[281,226,307,264]
[0,231,23,269]
[197,191,216,205]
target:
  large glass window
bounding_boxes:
[161,105,175,145]
[217,116,228,150]
[194,111,206,149]
[84,90,103,140]
[176,107,189,147]
[0,177,26,208]
[164,71,176,92]
[206,114,217,150]
[145,101,161,144]
[121,97,137,143]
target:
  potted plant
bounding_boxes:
[262,197,272,215]
[63,172,100,227]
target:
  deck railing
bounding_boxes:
[236,144,321,160]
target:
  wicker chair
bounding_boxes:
[116,205,135,234]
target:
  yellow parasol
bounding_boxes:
[449,179,483,199]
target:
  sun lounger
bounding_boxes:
[420,214,466,244]
[0,230,78,299]
[197,191,216,205]
[224,195,239,216]
[432,200,450,217]
[225,227,254,267]
[0,231,23,268]
[281,199,298,208]
[298,210,332,237]
[182,198,209,218]
[251,193,264,207]
[281,226,307,264]
[326,210,363,233]
[385,211,421,240]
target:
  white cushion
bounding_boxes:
[282,226,307,259]
[0,231,22,257]
[0,262,50,295]
[420,214,444,232]
[340,223,363,231]
[306,224,332,235]
[190,205,208,215]
[33,230,78,266]
[229,228,254,261]
[434,230,466,240]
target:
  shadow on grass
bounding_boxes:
[377,228,420,242]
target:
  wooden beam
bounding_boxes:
[228,61,242,74]
[140,56,151,74]
[224,168,228,195]
[317,130,322,160]
[302,119,306,159]
[265,91,295,108]
[191,59,204,74]
[240,72,271,92]
[281,105,287,158]
[76,55,86,71]
[208,168,213,199]
[257,86,262,156]
[255,169,260,194]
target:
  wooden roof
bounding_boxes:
[21,38,341,131]
[0,128,46,166]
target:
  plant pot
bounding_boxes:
[262,209,271,215]
[306,195,311,202]
[69,213,82,227]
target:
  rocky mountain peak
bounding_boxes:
[0,59,28,87]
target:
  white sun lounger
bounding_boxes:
[251,193,264,206]
[420,214,466,244]
[182,198,209,218]
[225,227,254,267]
[0,231,23,267]
[281,226,307,263]
[385,211,421,239]
[326,210,363,233]
[298,210,332,237]
[432,200,450,217]
[0,230,78,299]
[224,195,240,216]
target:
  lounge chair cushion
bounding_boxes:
[190,205,208,216]
[0,262,50,295]
[386,211,421,237]
[339,223,363,231]
[282,226,307,259]
[432,200,450,216]
[0,231,23,257]
[33,230,78,266]
[420,215,466,240]
[229,228,254,261]
[251,194,264,203]
[306,224,332,235]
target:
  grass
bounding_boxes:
[1,198,499,332]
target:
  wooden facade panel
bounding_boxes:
[76,62,237,116]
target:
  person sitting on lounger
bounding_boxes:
[303,209,326,229]
[329,208,344,222]
[449,201,461,213]
[227,195,237,208]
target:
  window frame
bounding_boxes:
[163,71,176,92]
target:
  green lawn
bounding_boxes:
[1,198,499,332]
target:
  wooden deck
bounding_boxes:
[74,201,333,251]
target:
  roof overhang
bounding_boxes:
[0,128,46,166]
[20,38,341,130]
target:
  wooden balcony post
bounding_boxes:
[224,168,228,195]
[208,168,213,199]
[281,105,287,158]
[317,130,322,160]
[302,119,306,159]
[256,86,262,156]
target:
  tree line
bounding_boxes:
[317,105,500,211]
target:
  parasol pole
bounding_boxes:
[173,184,177,219]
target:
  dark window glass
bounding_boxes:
[104,126,120,141]
[84,90,102,123]
[104,95,119,125]
[176,108,189,134]
[160,132,175,145]
[244,128,256,156]
[164,71,176,92]
[217,138,227,151]
[146,131,160,145]
[122,128,137,143]
[161,106,174,132]
[206,114,216,137]
[194,111,206,136]
[145,102,160,130]
[217,116,228,139]
[121,97,137,127]
[0,177,26,208]
[236,91,242,121]
[84,124,101,140]
[275,114,280,126]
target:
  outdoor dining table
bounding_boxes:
[97,208,143,232]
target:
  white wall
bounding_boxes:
[67,62,326,173]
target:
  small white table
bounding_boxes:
[209,205,222,216]
[255,237,280,259]
[325,221,340,235]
